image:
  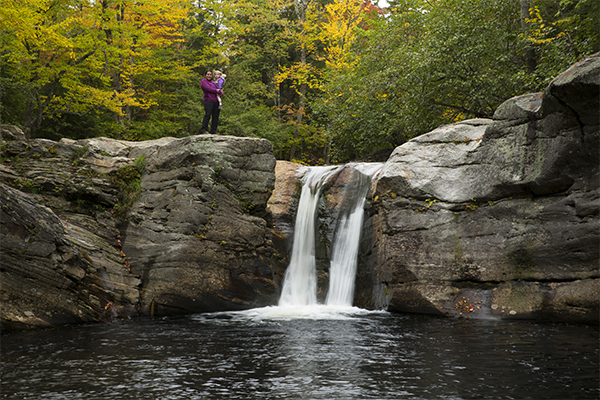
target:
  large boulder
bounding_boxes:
[0,133,287,329]
[364,54,599,322]
[375,118,494,203]
[120,135,286,316]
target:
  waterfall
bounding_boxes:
[278,166,339,307]
[278,163,382,308]
[325,163,383,306]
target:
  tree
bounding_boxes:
[312,0,378,162]
[0,0,191,138]
[206,0,296,158]
[319,0,370,72]
[316,0,545,162]
[274,0,327,161]
[1,0,97,137]
[521,0,537,73]
[523,0,599,86]
[2,0,594,162]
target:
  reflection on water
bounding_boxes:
[1,310,598,399]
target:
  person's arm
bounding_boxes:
[201,79,222,95]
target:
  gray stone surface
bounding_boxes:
[363,54,599,322]
[120,135,285,316]
[0,183,140,329]
[1,133,287,329]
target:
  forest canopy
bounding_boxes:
[1,0,598,164]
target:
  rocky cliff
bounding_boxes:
[0,132,288,330]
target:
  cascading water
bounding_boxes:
[325,163,383,307]
[229,162,382,319]
[278,166,339,307]
[279,163,382,309]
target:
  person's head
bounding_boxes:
[205,70,213,80]
[214,70,222,78]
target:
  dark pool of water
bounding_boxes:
[1,311,598,399]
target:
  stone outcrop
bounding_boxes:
[364,54,599,322]
[1,55,597,328]
[120,135,286,316]
[0,182,140,330]
[0,131,287,329]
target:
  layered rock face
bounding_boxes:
[1,132,287,329]
[366,54,599,322]
[120,135,286,316]
[0,182,141,329]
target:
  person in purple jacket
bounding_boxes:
[200,70,223,134]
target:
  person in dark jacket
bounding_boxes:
[200,70,223,134]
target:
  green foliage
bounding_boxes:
[110,156,146,217]
[0,0,214,140]
[216,0,300,158]
[316,0,522,162]
[1,0,596,164]
[314,0,598,163]
[13,179,36,193]
[70,146,89,163]
[523,0,600,89]
[134,156,147,174]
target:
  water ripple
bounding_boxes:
[1,314,598,399]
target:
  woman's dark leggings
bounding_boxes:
[201,101,220,134]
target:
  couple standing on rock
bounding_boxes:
[200,70,226,134]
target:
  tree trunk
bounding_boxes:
[290,0,311,161]
[291,41,308,161]
[110,2,127,130]
[556,1,580,59]
[520,0,537,73]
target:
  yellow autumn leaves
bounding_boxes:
[274,0,368,95]
[0,0,191,132]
